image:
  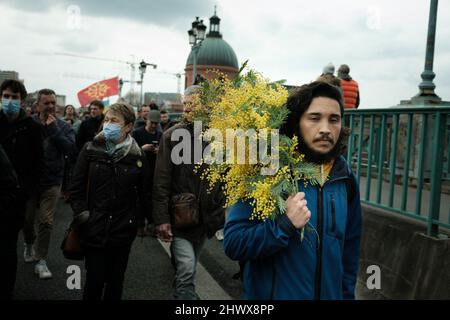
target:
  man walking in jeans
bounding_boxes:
[24,89,76,279]
[152,85,225,299]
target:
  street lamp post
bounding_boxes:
[118,78,123,98]
[417,0,440,100]
[188,17,207,85]
[139,60,157,106]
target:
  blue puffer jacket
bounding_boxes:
[223,156,362,300]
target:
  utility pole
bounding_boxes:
[416,0,441,101]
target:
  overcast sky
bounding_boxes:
[1,0,449,108]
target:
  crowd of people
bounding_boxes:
[0,62,362,301]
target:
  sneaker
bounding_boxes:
[24,244,37,263]
[215,228,224,241]
[34,260,52,279]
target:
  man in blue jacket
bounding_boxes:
[24,89,76,279]
[224,81,362,300]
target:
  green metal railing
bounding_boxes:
[344,106,450,237]
[169,112,184,122]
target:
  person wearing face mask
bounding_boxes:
[76,100,105,152]
[70,103,151,300]
[0,80,44,299]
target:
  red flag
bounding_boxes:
[77,77,119,106]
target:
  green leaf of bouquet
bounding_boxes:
[266,107,290,129]
[292,163,320,186]
[237,60,248,76]
[276,195,286,215]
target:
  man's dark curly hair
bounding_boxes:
[280,81,349,157]
[0,79,27,100]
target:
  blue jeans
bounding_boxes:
[170,236,205,300]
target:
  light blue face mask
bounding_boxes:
[1,98,21,117]
[103,122,123,143]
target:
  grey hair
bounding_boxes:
[184,85,202,97]
[106,103,136,125]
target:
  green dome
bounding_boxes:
[186,37,238,69]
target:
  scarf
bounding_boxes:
[105,134,134,163]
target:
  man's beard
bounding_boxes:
[298,131,344,165]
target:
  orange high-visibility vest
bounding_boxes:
[341,79,359,109]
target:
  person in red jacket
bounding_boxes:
[338,64,360,109]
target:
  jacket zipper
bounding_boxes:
[314,186,323,300]
[314,176,349,299]
[330,194,336,232]
[270,257,277,299]
[103,215,112,246]
[104,161,115,245]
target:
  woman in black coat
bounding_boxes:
[70,103,151,300]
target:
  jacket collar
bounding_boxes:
[88,133,143,158]
[0,108,28,124]
[327,156,351,182]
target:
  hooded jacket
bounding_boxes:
[224,156,362,300]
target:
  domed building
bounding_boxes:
[185,11,239,87]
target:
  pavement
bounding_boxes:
[13,199,243,300]
[15,185,426,300]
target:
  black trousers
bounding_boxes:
[0,197,26,300]
[83,244,132,300]
[0,227,19,300]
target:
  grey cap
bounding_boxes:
[148,109,161,123]
[323,62,335,75]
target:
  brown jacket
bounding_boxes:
[316,74,342,88]
[152,122,225,242]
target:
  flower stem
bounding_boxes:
[292,173,305,242]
